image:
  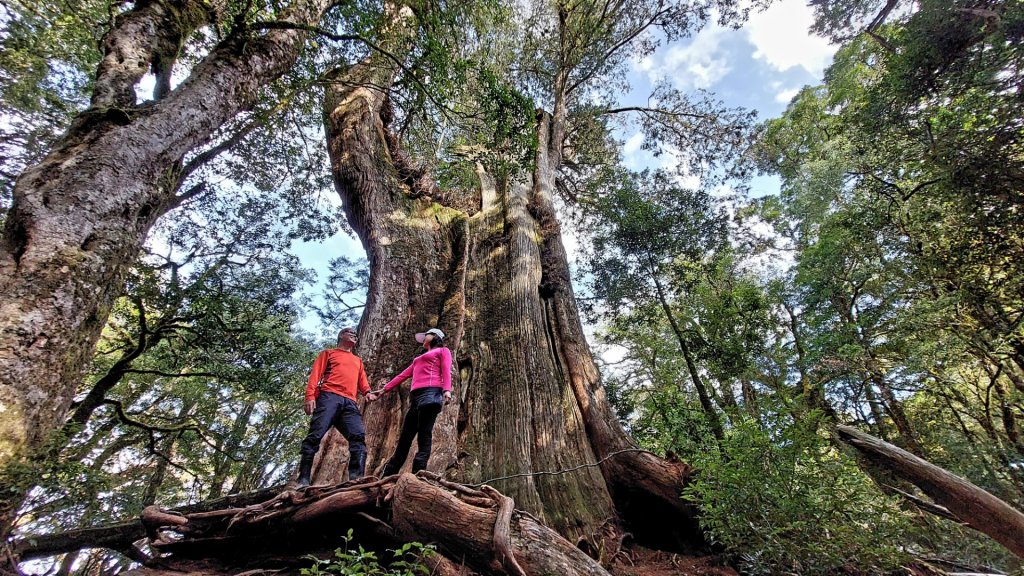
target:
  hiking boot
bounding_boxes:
[296,455,314,487]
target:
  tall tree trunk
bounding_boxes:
[740,378,761,421]
[868,368,924,457]
[208,401,255,500]
[651,272,725,443]
[782,301,837,422]
[863,379,890,438]
[0,0,335,539]
[318,60,703,551]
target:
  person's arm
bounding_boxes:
[357,360,370,396]
[304,351,328,415]
[441,348,453,403]
[367,362,413,402]
[382,362,414,393]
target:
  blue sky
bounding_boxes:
[292,0,838,336]
[620,0,835,194]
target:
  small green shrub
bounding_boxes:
[685,416,911,575]
[301,529,435,576]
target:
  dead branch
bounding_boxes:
[836,425,1024,560]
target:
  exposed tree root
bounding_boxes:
[481,486,527,576]
[15,473,613,575]
[389,474,611,575]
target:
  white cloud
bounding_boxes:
[633,24,732,91]
[774,87,800,104]
[710,183,736,200]
[622,132,644,158]
[634,55,655,74]
[745,0,835,76]
[658,147,701,189]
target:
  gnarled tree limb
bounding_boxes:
[836,425,1024,559]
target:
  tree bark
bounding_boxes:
[0,0,335,539]
[318,56,704,552]
[836,424,1024,560]
[390,474,610,575]
[90,0,212,109]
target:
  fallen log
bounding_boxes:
[836,425,1024,560]
[12,520,147,562]
[14,486,282,561]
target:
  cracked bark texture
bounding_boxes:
[0,0,334,540]
[319,59,704,551]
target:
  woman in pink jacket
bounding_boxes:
[366,327,452,475]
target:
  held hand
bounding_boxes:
[365,391,379,403]
[304,399,316,416]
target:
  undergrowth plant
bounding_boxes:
[301,529,435,576]
[684,416,911,575]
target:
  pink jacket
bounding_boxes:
[383,347,452,393]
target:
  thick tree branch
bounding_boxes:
[836,424,1024,559]
[91,0,212,110]
[61,295,161,438]
[254,21,456,121]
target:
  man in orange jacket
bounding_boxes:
[297,327,371,486]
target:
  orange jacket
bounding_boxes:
[305,349,370,402]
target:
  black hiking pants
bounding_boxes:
[382,387,444,475]
[300,392,366,479]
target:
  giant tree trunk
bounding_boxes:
[0,0,334,540]
[315,58,703,552]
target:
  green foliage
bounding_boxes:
[732,0,1024,571]
[6,0,1022,572]
[686,417,910,575]
[581,169,728,318]
[314,256,369,337]
[0,0,109,204]
[301,530,435,576]
[14,185,320,537]
[470,65,538,175]
[360,0,532,185]
[428,59,538,183]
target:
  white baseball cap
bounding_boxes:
[415,328,445,343]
